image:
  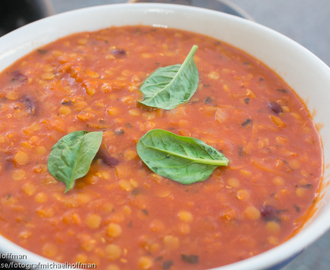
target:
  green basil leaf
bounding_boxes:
[139,45,199,110]
[136,129,229,184]
[47,131,103,192]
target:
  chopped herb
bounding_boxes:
[61,100,73,106]
[127,220,132,228]
[241,118,252,127]
[114,129,125,136]
[238,146,244,157]
[259,78,264,81]
[244,97,250,104]
[205,97,212,104]
[301,184,313,189]
[125,123,133,128]
[141,209,149,216]
[155,256,163,262]
[131,188,141,196]
[277,209,289,214]
[181,254,199,264]
[203,84,210,88]
[268,216,281,222]
[293,205,300,213]
[277,88,288,93]
[243,62,250,65]
[37,49,47,54]
[162,260,174,270]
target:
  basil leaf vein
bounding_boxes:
[136,129,229,184]
[139,45,199,110]
[47,131,103,192]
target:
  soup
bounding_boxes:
[0,26,322,270]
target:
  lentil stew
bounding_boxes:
[0,26,322,270]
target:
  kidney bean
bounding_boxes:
[268,102,282,114]
[12,71,28,84]
[21,95,37,115]
[111,48,126,57]
[98,149,119,167]
[260,205,275,219]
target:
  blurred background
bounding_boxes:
[1,0,328,67]
[0,0,329,269]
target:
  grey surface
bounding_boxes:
[48,1,330,269]
[230,0,330,67]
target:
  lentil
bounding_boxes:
[107,223,122,238]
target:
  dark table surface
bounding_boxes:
[1,1,329,269]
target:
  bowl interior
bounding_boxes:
[0,4,330,270]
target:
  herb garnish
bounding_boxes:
[136,129,229,184]
[181,254,199,264]
[277,88,288,93]
[205,97,212,104]
[139,45,199,110]
[47,131,102,192]
[293,205,301,213]
[162,260,174,270]
[241,118,252,127]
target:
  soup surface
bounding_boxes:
[0,26,322,270]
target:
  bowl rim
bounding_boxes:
[0,3,329,270]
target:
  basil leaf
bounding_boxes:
[139,45,199,110]
[47,131,103,192]
[136,129,229,184]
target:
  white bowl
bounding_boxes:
[1,3,330,270]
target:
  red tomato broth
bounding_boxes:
[0,26,322,269]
